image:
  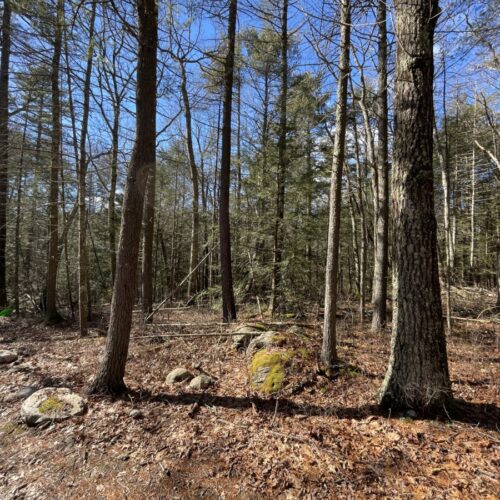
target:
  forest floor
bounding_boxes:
[1,293,499,499]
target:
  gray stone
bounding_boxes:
[129,409,144,419]
[189,374,213,390]
[0,350,17,364]
[21,388,86,426]
[165,367,193,385]
[232,324,266,350]
[16,386,38,400]
[246,331,277,354]
[406,409,418,419]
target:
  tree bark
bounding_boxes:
[78,0,97,336]
[142,155,156,318]
[0,0,11,307]
[46,0,64,324]
[219,0,238,322]
[371,0,389,332]
[89,0,157,394]
[379,0,452,411]
[322,0,351,372]
[179,60,200,299]
[270,0,288,315]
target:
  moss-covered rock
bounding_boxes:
[233,324,267,350]
[249,350,292,394]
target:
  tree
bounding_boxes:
[46,0,64,324]
[89,0,157,394]
[78,0,97,336]
[270,0,288,315]
[219,0,238,322]
[379,0,452,410]
[0,0,11,308]
[322,0,351,373]
[371,0,389,332]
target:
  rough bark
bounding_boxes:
[46,0,64,324]
[322,0,351,372]
[379,0,452,411]
[371,0,389,331]
[89,0,157,394]
[0,0,11,307]
[142,157,155,318]
[219,0,238,323]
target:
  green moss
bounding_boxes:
[250,351,287,394]
[39,396,64,414]
[248,323,267,331]
[298,347,311,359]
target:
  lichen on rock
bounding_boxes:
[249,350,291,394]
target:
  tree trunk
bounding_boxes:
[78,0,97,336]
[46,0,64,324]
[270,0,288,315]
[89,0,157,394]
[142,157,156,318]
[109,106,120,286]
[379,0,452,411]
[371,0,389,331]
[322,0,351,372]
[0,0,11,307]
[219,0,238,323]
[179,60,200,299]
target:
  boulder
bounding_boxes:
[189,374,213,390]
[246,331,283,354]
[249,350,291,394]
[166,367,193,385]
[21,388,86,426]
[232,324,267,350]
[0,350,17,364]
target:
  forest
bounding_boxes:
[0,0,499,497]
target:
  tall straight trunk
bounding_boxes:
[142,157,155,318]
[322,0,351,372]
[0,0,11,307]
[219,0,238,322]
[379,0,451,410]
[109,106,120,285]
[371,0,389,331]
[89,0,157,394]
[179,60,200,298]
[470,95,477,275]
[46,0,64,323]
[78,0,97,336]
[435,53,452,332]
[14,104,30,315]
[236,64,242,213]
[270,0,288,315]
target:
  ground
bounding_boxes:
[0,299,499,499]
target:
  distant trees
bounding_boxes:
[379,0,452,410]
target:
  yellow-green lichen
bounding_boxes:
[39,396,64,414]
[250,351,291,394]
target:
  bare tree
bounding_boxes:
[89,0,157,394]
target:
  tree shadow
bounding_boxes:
[117,389,499,432]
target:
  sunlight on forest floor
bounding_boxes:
[0,301,498,498]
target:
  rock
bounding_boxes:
[16,386,38,400]
[0,350,17,364]
[249,350,291,394]
[189,374,213,390]
[129,409,144,419]
[246,331,283,354]
[406,409,418,419]
[165,367,193,385]
[21,388,86,426]
[232,324,267,350]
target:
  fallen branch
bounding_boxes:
[134,331,262,339]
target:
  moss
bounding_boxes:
[298,347,311,359]
[39,396,64,414]
[250,351,287,394]
[248,323,267,331]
